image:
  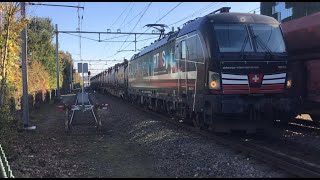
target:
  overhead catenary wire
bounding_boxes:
[124,2,224,59]
[117,2,152,52]
[119,2,135,31]
[167,2,219,27]
[109,2,132,30]
[103,2,137,59]
[100,4,145,59]
[138,36,159,42]
[119,3,145,29]
[248,7,260,13]
[153,2,183,25]
[64,32,98,42]
[108,2,153,59]
[118,2,183,57]
[101,34,131,41]
[137,2,215,49]
[137,2,183,39]
[177,2,225,28]
[102,3,133,59]
[26,2,41,18]
[102,2,147,42]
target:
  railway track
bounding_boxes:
[286,122,320,135]
[64,92,102,133]
[275,118,320,135]
[91,91,320,178]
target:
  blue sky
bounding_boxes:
[27,2,260,75]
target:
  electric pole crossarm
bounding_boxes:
[73,60,122,62]
[27,3,84,9]
[57,31,161,35]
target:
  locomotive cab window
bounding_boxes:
[251,24,286,53]
[181,40,187,59]
[214,24,253,52]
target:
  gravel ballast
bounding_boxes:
[92,92,290,178]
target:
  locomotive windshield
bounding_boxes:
[214,24,253,52]
[251,24,286,53]
[214,23,286,53]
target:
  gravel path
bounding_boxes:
[91,92,290,178]
[8,94,161,178]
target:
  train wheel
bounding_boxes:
[192,113,207,130]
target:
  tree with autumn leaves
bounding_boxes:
[0,2,80,109]
[27,17,81,97]
[0,2,83,146]
[0,2,28,106]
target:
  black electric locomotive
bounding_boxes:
[91,7,298,133]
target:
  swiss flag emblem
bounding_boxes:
[248,74,263,85]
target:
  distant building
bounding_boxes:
[260,2,320,23]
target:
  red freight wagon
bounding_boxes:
[281,12,320,121]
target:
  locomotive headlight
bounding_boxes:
[286,72,292,88]
[286,79,292,88]
[210,81,218,88]
[209,71,221,90]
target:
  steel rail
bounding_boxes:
[69,97,78,126]
[68,92,99,127]
[88,97,98,125]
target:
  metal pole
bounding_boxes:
[21,2,29,128]
[82,63,84,108]
[134,34,137,52]
[70,63,72,93]
[79,30,84,108]
[55,24,60,99]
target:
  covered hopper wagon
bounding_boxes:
[281,12,320,122]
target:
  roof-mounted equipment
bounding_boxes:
[209,7,231,15]
[144,24,169,40]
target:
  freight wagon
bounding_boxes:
[281,12,320,123]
